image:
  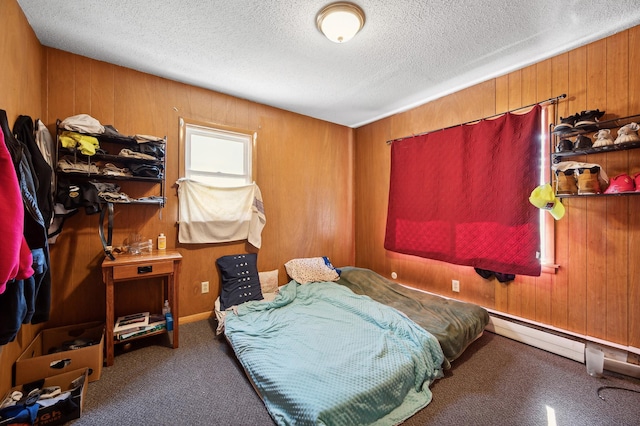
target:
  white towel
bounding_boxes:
[177,179,266,248]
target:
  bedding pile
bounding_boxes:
[224,280,445,426]
[336,267,490,363]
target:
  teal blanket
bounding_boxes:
[225,281,445,426]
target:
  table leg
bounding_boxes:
[169,271,179,349]
[104,269,115,366]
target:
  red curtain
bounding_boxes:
[384,105,542,276]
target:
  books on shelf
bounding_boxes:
[114,313,166,341]
[113,312,150,334]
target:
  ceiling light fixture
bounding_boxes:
[316,2,365,43]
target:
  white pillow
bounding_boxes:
[259,269,279,294]
[284,257,340,284]
[214,290,279,336]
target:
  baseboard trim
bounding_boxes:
[486,313,640,379]
[180,311,214,324]
[486,315,586,362]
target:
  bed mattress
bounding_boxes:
[224,280,445,426]
[335,267,489,363]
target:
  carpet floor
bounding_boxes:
[70,319,640,425]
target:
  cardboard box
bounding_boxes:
[14,322,104,386]
[0,368,88,426]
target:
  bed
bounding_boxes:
[224,280,445,426]
[217,258,489,426]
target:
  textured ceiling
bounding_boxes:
[16,0,640,128]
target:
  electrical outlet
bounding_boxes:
[201,281,209,294]
[452,280,460,292]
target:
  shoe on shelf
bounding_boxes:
[574,109,606,127]
[553,114,578,133]
[574,134,593,150]
[604,174,635,194]
[634,172,640,192]
[614,122,640,144]
[555,169,578,195]
[592,129,614,147]
[556,138,574,152]
[577,166,602,194]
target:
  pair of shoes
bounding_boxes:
[556,166,603,195]
[574,109,605,127]
[613,122,640,144]
[556,135,593,152]
[604,173,640,193]
[592,129,614,147]
[553,109,605,133]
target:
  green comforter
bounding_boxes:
[225,281,445,426]
[336,267,490,364]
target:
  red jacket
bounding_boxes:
[0,124,33,294]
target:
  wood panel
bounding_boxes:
[566,46,587,335]
[585,39,608,340]
[354,26,640,349]
[604,32,629,344]
[549,53,570,331]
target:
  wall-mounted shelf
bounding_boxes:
[55,118,167,258]
[55,119,166,206]
[551,112,640,197]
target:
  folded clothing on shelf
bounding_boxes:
[57,156,99,174]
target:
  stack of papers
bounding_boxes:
[114,312,167,341]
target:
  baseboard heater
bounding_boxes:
[487,314,586,362]
[486,314,640,379]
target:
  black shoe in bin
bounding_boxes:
[556,139,574,152]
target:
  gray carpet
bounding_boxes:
[70,319,640,425]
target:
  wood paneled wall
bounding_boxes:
[354,27,640,350]
[43,50,355,325]
[0,0,46,393]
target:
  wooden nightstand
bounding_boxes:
[101,250,182,366]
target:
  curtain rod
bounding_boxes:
[386,93,567,145]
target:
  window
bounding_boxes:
[179,118,256,187]
[539,106,557,273]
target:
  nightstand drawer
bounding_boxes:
[112,260,175,280]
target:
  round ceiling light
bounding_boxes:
[316,2,365,43]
